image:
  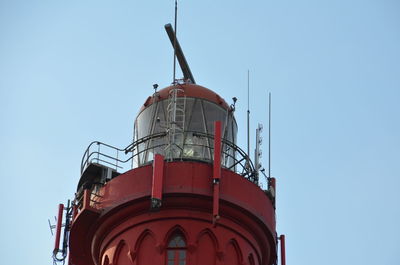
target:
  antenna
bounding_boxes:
[247,70,250,157]
[172,0,178,83]
[254,123,263,181]
[268,92,271,178]
[51,200,73,264]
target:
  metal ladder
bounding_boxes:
[165,83,186,160]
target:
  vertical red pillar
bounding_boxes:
[213,121,222,223]
[151,154,165,209]
[53,203,64,255]
[280,234,286,265]
[83,189,91,210]
[71,204,78,223]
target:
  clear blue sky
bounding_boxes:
[1,1,399,264]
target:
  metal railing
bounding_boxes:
[80,141,130,174]
[80,132,258,183]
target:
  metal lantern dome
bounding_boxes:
[133,83,238,169]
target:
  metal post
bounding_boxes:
[268,92,271,179]
[116,149,119,171]
[247,70,250,159]
[280,234,286,265]
[61,200,70,257]
[97,143,100,164]
[53,204,64,255]
[173,0,178,83]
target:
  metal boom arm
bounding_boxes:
[164,23,196,84]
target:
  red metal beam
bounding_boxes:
[72,204,78,223]
[213,121,222,181]
[213,121,222,224]
[53,203,64,255]
[151,154,165,209]
[280,234,286,265]
[83,189,91,210]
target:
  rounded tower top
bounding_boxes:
[133,82,237,168]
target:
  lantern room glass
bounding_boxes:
[133,97,237,168]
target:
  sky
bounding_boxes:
[1,0,400,264]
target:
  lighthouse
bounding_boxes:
[51,23,282,265]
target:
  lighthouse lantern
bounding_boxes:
[133,83,237,169]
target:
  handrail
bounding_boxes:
[80,133,168,174]
[80,132,257,183]
[190,131,257,182]
[80,141,127,173]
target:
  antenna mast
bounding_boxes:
[172,0,178,83]
[268,92,271,178]
[166,0,186,160]
[247,70,250,158]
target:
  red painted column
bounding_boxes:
[213,121,222,224]
[151,154,165,209]
[53,203,64,255]
[280,234,286,265]
[71,204,78,223]
[83,189,91,210]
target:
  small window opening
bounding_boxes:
[166,234,186,265]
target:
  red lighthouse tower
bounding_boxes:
[51,23,283,265]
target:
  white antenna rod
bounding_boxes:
[166,0,185,160]
[247,70,250,157]
[172,0,178,83]
[268,92,271,178]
